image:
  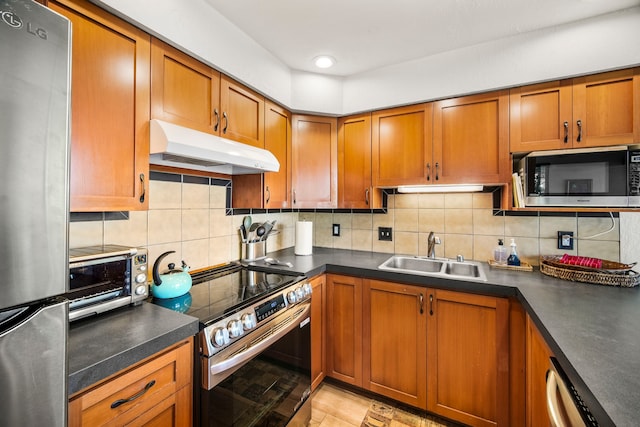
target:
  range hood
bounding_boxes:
[149,119,280,175]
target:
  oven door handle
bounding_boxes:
[208,303,310,381]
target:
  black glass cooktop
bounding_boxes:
[152,264,304,324]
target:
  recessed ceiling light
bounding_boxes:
[313,55,335,69]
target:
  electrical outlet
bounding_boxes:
[557,231,574,250]
[332,224,340,236]
[378,227,392,241]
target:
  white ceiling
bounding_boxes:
[203,0,640,76]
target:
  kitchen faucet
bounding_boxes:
[427,231,441,258]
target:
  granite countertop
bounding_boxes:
[68,302,199,396]
[247,247,640,427]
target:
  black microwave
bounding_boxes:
[519,145,640,207]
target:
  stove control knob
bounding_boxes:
[287,290,298,304]
[295,287,304,301]
[302,282,312,297]
[227,319,243,339]
[241,313,256,331]
[211,327,229,348]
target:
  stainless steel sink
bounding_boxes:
[378,255,487,282]
[445,262,484,279]
[379,255,444,273]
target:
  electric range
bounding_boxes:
[153,262,312,427]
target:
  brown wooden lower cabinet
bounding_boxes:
[68,338,193,427]
[363,279,427,409]
[310,274,327,391]
[326,274,363,387]
[526,315,553,427]
[426,289,510,427]
[325,274,521,426]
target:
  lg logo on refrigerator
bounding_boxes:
[1,10,48,39]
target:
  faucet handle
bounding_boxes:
[434,236,441,245]
[456,254,464,262]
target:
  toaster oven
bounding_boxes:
[67,245,148,321]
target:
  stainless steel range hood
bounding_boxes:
[149,119,279,175]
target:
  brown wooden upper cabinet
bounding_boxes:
[510,68,640,153]
[291,115,338,208]
[338,113,382,208]
[372,103,433,187]
[433,90,510,185]
[51,0,150,212]
[151,39,265,148]
[232,101,292,208]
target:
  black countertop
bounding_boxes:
[68,247,639,426]
[68,302,199,395]
[246,247,640,427]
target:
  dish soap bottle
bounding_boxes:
[507,238,521,266]
[494,239,507,265]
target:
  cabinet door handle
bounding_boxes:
[576,119,582,143]
[435,162,440,181]
[419,293,424,314]
[293,190,297,204]
[110,379,156,409]
[223,112,229,134]
[365,188,370,205]
[214,109,220,132]
[139,173,145,203]
[563,121,569,143]
[429,294,434,315]
[426,163,431,181]
[265,186,271,204]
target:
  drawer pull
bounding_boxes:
[110,379,156,409]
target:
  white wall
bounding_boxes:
[341,7,640,113]
[620,213,640,264]
[94,0,293,106]
[94,1,640,116]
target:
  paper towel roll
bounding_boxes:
[295,221,313,255]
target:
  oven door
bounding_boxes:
[200,303,311,427]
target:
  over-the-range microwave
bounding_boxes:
[519,145,640,208]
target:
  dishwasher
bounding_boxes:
[546,357,599,427]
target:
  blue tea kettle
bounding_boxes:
[151,251,192,299]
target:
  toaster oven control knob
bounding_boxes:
[134,284,147,296]
[287,290,298,304]
[211,327,229,348]
[241,313,256,330]
[135,273,146,284]
[227,319,243,339]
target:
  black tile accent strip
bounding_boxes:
[183,175,209,185]
[149,171,181,182]
[70,211,129,222]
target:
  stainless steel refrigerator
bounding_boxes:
[0,1,71,426]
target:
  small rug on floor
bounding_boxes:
[361,401,459,427]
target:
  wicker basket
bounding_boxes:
[540,256,640,288]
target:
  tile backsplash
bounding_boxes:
[70,174,627,269]
[300,193,622,266]
[69,173,297,271]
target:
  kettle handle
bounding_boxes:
[152,251,175,285]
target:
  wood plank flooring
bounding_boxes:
[308,383,463,427]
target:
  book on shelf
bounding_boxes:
[512,172,525,208]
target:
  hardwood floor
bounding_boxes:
[308,382,463,427]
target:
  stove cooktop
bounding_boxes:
[152,264,305,324]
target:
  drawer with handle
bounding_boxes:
[69,339,192,427]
